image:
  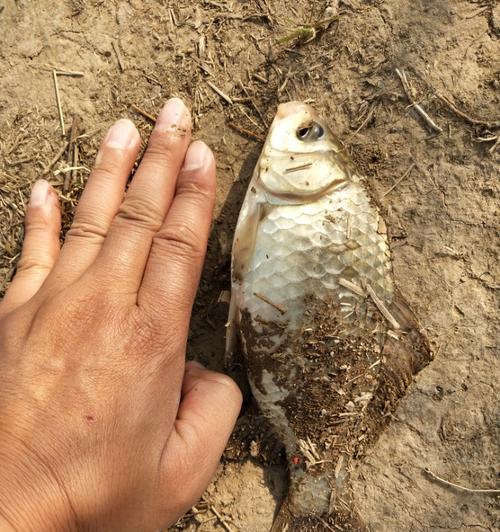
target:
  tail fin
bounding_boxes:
[270,499,293,532]
[271,497,368,531]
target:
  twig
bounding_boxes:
[208,504,234,532]
[489,136,500,154]
[435,91,500,130]
[111,41,125,72]
[424,468,500,495]
[54,165,90,176]
[206,80,233,105]
[191,57,215,77]
[284,162,313,173]
[52,70,65,136]
[72,142,79,185]
[345,103,376,144]
[254,292,287,314]
[54,69,84,77]
[338,277,365,297]
[42,140,70,175]
[64,116,80,193]
[130,103,156,123]
[366,283,400,330]
[227,122,265,142]
[395,68,442,133]
[319,517,336,532]
[6,157,33,166]
[252,73,268,83]
[475,136,498,143]
[382,163,416,197]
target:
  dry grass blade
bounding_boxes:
[206,80,233,105]
[424,468,500,495]
[52,70,66,136]
[206,501,235,532]
[130,103,156,123]
[64,116,80,193]
[42,140,70,176]
[253,292,287,314]
[112,41,125,72]
[396,68,442,133]
[488,136,500,154]
[55,69,84,77]
[366,283,400,330]
[383,163,416,197]
[227,122,265,142]
[435,91,500,129]
[338,277,365,297]
[284,162,313,173]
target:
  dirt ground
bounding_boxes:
[0,0,499,531]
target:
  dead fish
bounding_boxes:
[226,102,432,531]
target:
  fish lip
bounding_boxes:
[276,101,315,119]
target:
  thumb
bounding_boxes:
[160,361,242,521]
[0,180,61,316]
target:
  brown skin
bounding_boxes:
[0,98,242,531]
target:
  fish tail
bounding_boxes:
[271,497,368,531]
[270,498,294,532]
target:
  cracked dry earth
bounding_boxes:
[0,0,499,531]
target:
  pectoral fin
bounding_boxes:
[225,185,262,364]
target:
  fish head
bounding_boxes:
[258,102,351,199]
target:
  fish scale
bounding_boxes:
[243,179,393,330]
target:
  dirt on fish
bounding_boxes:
[1,1,498,531]
[238,291,431,530]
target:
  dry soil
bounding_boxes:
[0,1,499,531]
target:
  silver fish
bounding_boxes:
[227,102,431,531]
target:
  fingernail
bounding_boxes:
[181,141,211,172]
[29,180,50,207]
[155,97,190,133]
[103,119,137,149]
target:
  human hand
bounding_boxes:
[0,98,242,531]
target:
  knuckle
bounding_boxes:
[115,196,163,232]
[153,223,204,262]
[17,255,52,274]
[44,288,117,338]
[127,309,178,356]
[25,211,53,230]
[176,181,215,207]
[66,219,107,244]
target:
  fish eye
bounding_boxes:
[296,122,324,141]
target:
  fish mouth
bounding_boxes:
[276,101,316,119]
